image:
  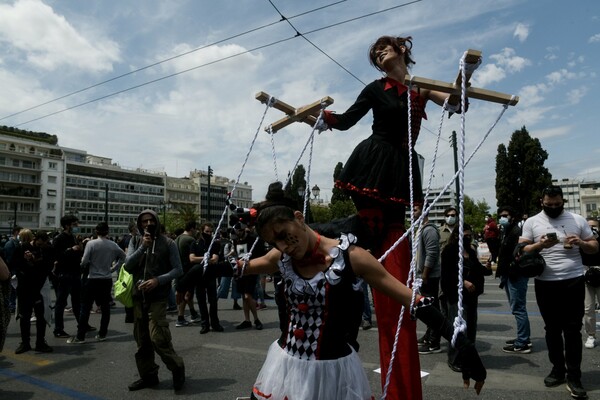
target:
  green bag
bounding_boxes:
[114,265,134,308]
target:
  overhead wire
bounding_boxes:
[0,0,348,122]
[8,0,424,126]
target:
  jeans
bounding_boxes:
[361,280,372,323]
[77,279,112,340]
[196,276,219,328]
[217,276,240,300]
[419,277,441,345]
[54,274,82,333]
[503,274,531,347]
[584,277,600,337]
[535,276,585,380]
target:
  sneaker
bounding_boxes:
[175,319,191,327]
[30,316,37,322]
[95,334,107,342]
[418,344,442,355]
[34,341,53,353]
[417,335,430,345]
[362,320,372,330]
[505,338,532,348]
[236,320,252,330]
[199,326,210,334]
[65,307,73,313]
[190,314,202,324]
[447,361,463,373]
[502,344,532,354]
[54,330,70,338]
[15,342,32,354]
[566,379,587,398]
[66,336,86,344]
[544,370,566,387]
[584,335,595,349]
[233,302,242,310]
[254,319,263,330]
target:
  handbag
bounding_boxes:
[584,266,600,287]
[114,264,134,307]
[511,243,546,278]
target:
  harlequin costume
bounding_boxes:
[323,77,427,399]
[251,234,375,400]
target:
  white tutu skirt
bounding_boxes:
[252,341,374,400]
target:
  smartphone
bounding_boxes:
[546,232,557,241]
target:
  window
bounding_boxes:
[48,176,57,184]
[49,162,57,170]
[586,203,597,212]
[47,203,56,210]
[47,189,57,196]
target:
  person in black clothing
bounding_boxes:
[52,214,94,338]
[188,223,223,334]
[13,230,54,354]
[441,224,492,372]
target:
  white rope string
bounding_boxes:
[268,126,280,182]
[202,96,275,271]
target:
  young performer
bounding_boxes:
[237,182,485,400]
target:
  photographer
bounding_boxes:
[124,210,185,392]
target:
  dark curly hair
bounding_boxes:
[368,35,415,72]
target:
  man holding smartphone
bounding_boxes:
[124,210,185,392]
[519,186,598,399]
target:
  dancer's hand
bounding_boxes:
[463,379,485,395]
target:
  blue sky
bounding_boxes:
[0,0,599,209]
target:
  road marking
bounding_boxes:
[3,352,54,366]
[0,368,105,400]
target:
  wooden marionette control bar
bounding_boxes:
[405,49,519,106]
[255,91,334,133]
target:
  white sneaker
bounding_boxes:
[584,336,595,349]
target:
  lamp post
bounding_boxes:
[297,186,305,199]
[311,185,321,203]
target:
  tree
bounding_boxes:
[463,195,490,234]
[329,199,357,219]
[331,162,350,203]
[495,126,552,216]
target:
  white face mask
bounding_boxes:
[499,216,510,227]
[445,216,456,226]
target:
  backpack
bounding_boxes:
[511,243,545,278]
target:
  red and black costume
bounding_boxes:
[323,77,428,399]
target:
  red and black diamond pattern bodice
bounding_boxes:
[277,234,364,360]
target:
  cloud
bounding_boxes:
[589,33,600,43]
[473,48,530,86]
[0,0,120,72]
[513,23,529,42]
[546,68,579,84]
[532,125,572,140]
[566,86,588,104]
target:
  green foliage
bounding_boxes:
[329,199,357,219]
[463,195,490,234]
[0,125,58,144]
[495,126,553,216]
[311,205,332,223]
[331,162,350,203]
[164,204,198,234]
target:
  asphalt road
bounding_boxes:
[1,276,599,400]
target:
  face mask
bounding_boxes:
[499,217,510,227]
[71,227,81,234]
[202,233,212,242]
[445,216,456,225]
[543,205,563,219]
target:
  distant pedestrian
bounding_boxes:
[580,217,600,350]
[67,222,125,344]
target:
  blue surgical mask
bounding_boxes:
[499,217,510,227]
[445,216,456,226]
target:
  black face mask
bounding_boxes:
[543,205,564,219]
[202,233,212,242]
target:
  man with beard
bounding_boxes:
[519,185,598,399]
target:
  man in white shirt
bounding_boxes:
[519,186,598,399]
